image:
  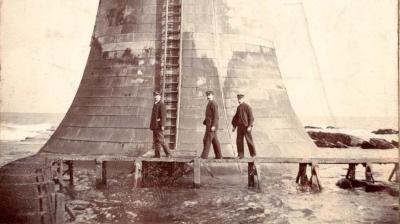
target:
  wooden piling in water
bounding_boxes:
[193,158,201,188]
[255,163,262,189]
[310,163,321,191]
[55,193,65,224]
[95,160,107,186]
[296,163,308,186]
[65,160,74,185]
[248,162,260,188]
[134,160,142,188]
[346,164,357,180]
[364,163,374,183]
[389,163,399,182]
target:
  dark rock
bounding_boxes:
[371,129,398,135]
[308,131,364,148]
[314,139,335,148]
[350,179,367,188]
[360,141,375,149]
[391,140,399,148]
[336,178,352,189]
[73,205,87,211]
[304,126,322,129]
[326,126,336,129]
[387,187,400,197]
[361,138,395,149]
[365,183,387,192]
[336,141,349,148]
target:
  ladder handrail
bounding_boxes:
[161,0,170,102]
[175,0,184,150]
[161,0,182,150]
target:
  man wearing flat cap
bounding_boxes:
[232,94,256,158]
[201,90,222,159]
[150,91,171,158]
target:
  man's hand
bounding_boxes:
[161,126,165,131]
[211,126,216,131]
[247,126,252,132]
[156,118,161,122]
[232,127,236,132]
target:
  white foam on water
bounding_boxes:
[0,122,53,141]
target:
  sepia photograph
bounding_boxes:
[0,0,398,223]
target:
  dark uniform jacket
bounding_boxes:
[203,100,219,130]
[150,101,166,130]
[232,102,254,128]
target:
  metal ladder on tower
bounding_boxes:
[161,0,182,150]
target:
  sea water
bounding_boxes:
[0,112,398,223]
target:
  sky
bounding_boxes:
[0,0,398,126]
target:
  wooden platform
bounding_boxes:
[41,153,398,164]
[41,152,398,190]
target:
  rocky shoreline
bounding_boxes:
[305,127,398,149]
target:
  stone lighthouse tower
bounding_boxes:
[40,0,317,158]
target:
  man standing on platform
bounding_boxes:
[150,91,171,158]
[232,94,256,158]
[201,91,222,159]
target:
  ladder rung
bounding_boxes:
[164,90,178,93]
[164,98,178,101]
[161,40,180,44]
[164,46,179,49]
[167,36,180,40]
[163,11,181,15]
[166,30,180,34]
[165,64,179,67]
[161,64,180,68]
[166,22,180,25]
[163,56,179,59]
[163,4,181,8]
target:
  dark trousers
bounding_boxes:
[201,129,222,159]
[236,125,256,158]
[153,129,170,157]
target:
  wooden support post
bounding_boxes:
[58,160,64,181]
[55,193,65,224]
[193,158,201,188]
[248,162,256,187]
[254,163,262,190]
[55,160,66,191]
[66,160,74,185]
[364,163,374,183]
[346,164,357,180]
[134,160,142,188]
[65,204,76,222]
[202,162,215,178]
[388,163,399,182]
[95,160,107,186]
[310,163,321,191]
[296,163,308,186]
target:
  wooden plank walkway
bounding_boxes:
[41,152,398,190]
[41,153,398,164]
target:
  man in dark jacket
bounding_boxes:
[150,91,171,158]
[232,94,256,158]
[201,91,222,159]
